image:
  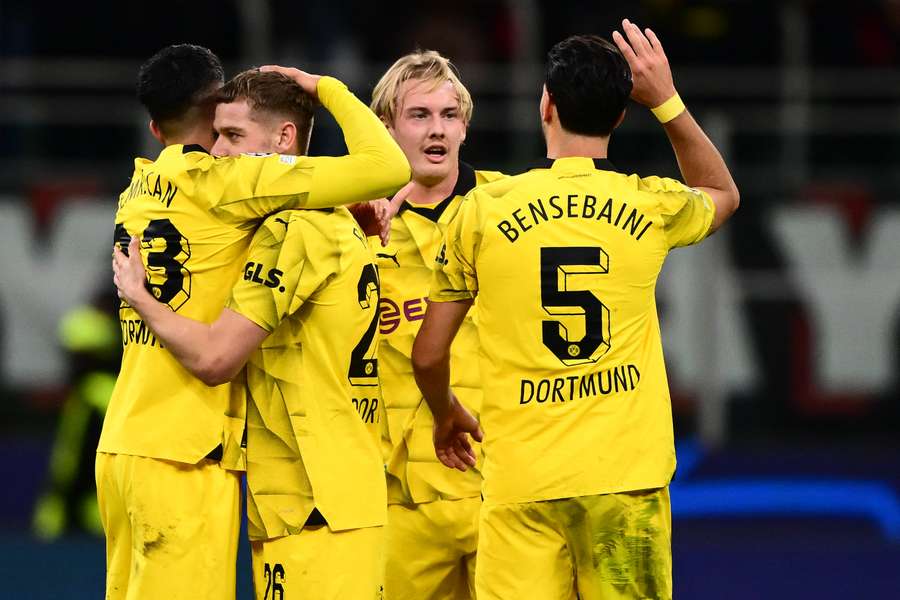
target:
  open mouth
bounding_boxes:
[424,145,447,162]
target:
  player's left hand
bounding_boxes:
[433,393,483,472]
[348,199,392,246]
[346,181,416,246]
[612,19,676,108]
[112,236,149,305]
[259,65,322,100]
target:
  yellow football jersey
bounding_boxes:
[376,163,504,504]
[227,208,385,539]
[98,76,409,469]
[431,157,715,506]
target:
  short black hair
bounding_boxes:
[545,35,632,137]
[137,44,224,125]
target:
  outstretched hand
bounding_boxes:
[347,199,391,245]
[612,19,676,108]
[259,65,322,99]
[433,393,483,472]
[347,181,415,246]
[112,236,150,306]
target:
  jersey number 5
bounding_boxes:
[114,219,192,311]
[540,246,611,366]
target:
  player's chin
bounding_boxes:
[415,158,451,179]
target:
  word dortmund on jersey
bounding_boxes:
[431,157,715,506]
[376,163,504,504]
[228,209,385,539]
[99,76,409,469]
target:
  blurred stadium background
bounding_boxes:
[1,0,898,597]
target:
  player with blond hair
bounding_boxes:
[369,50,503,599]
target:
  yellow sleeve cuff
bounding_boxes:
[651,93,686,123]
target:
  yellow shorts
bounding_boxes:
[384,497,480,600]
[95,452,241,600]
[476,487,672,600]
[251,524,384,600]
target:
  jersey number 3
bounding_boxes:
[540,246,611,366]
[114,219,192,312]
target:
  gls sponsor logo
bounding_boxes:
[243,261,285,292]
[379,296,428,334]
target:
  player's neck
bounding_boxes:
[407,165,459,205]
[545,129,610,160]
[161,122,213,152]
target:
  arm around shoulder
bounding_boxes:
[305,76,411,208]
[188,309,269,387]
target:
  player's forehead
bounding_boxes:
[396,79,460,113]
[213,98,263,130]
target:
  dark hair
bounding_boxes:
[217,70,316,153]
[137,44,224,125]
[545,35,632,137]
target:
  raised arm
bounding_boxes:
[208,70,411,224]
[261,67,412,208]
[613,19,739,233]
[113,237,267,386]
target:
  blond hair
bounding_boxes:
[371,50,473,125]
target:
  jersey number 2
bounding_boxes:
[540,246,611,366]
[349,263,380,386]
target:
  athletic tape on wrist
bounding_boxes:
[651,93,686,123]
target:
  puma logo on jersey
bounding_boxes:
[274,217,289,229]
[243,261,285,292]
[376,252,400,267]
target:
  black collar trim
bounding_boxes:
[528,157,618,172]
[400,162,477,221]
[182,144,209,154]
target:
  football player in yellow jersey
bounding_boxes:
[368,50,504,600]
[413,23,739,600]
[114,68,389,600]
[98,45,408,600]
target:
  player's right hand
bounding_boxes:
[433,393,483,472]
[112,236,149,305]
[259,65,322,100]
[612,19,677,109]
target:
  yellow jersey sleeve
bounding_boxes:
[201,77,410,225]
[226,212,335,332]
[639,175,715,249]
[430,193,483,303]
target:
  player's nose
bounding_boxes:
[427,115,445,137]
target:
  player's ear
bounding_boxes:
[275,121,297,154]
[148,120,165,144]
[540,85,554,126]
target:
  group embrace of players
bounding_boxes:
[101,17,738,600]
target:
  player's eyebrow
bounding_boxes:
[217,125,246,135]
